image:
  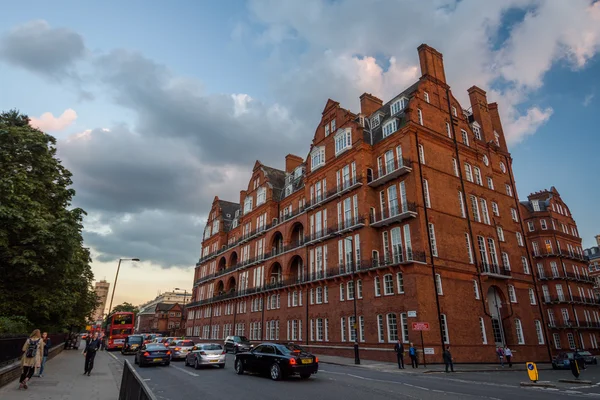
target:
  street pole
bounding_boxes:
[107,258,140,317]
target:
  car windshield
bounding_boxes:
[128,336,143,343]
[579,351,592,356]
[145,344,165,351]
[200,344,223,350]
[236,336,249,343]
[278,344,306,354]
[177,340,195,346]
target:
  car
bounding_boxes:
[224,335,254,354]
[134,343,171,367]
[552,352,590,369]
[171,339,196,360]
[577,351,597,365]
[234,342,318,381]
[121,334,144,355]
[185,343,226,369]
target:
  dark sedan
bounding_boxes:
[551,351,593,369]
[134,343,171,367]
[121,334,144,355]
[234,343,318,380]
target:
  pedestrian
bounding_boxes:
[99,332,105,351]
[19,329,44,390]
[409,343,418,368]
[443,346,454,372]
[504,346,513,368]
[34,332,52,377]
[83,332,102,376]
[496,346,505,367]
[394,339,405,369]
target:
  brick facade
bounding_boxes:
[185,44,563,363]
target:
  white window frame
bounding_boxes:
[334,128,352,155]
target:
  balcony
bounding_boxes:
[368,158,412,187]
[531,250,558,259]
[370,203,417,228]
[305,175,363,212]
[543,295,600,305]
[480,263,511,279]
[305,216,366,246]
[553,320,600,330]
[537,272,594,284]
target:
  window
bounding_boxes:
[377,315,384,342]
[505,184,513,197]
[243,196,253,213]
[387,314,398,342]
[500,162,506,173]
[347,281,354,300]
[348,316,356,342]
[334,129,352,155]
[382,120,397,137]
[396,272,405,294]
[470,195,481,222]
[461,129,469,146]
[479,317,487,344]
[522,257,530,274]
[390,98,407,115]
[487,177,494,190]
[516,232,524,247]
[473,280,480,299]
[515,319,524,344]
[435,273,443,295]
[481,199,491,225]
[311,147,325,170]
[465,233,474,264]
[340,318,346,342]
[440,314,449,344]
[374,276,381,297]
[473,124,482,140]
[417,109,423,125]
[452,106,457,117]
[371,114,380,128]
[483,155,489,166]
[428,223,438,256]
[567,333,576,350]
[529,288,536,305]
[474,167,482,185]
[511,208,518,222]
[446,122,452,138]
[492,202,499,216]
[325,123,330,137]
[527,221,534,231]
[465,163,473,182]
[339,283,345,301]
[553,333,561,349]
[423,179,431,208]
[497,226,505,242]
[256,187,266,206]
[452,158,459,176]
[384,274,394,295]
[540,219,547,230]
[424,92,430,103]
[532,200,540,211]
[508,285,517,303]
[418,144,425,164]
[331,119,336,131]
[458,191,466,218]
[400,313,409,343]
[359,316,365,342]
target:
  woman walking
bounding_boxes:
[19,329,44,389]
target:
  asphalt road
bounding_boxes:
[108,351,600,400]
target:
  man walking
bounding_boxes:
[443,346,454,372]
[83,332,101,376]
[409,343,418,368]
[504,346,513,368]
[394,339,404,369]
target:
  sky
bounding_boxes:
[1,0,599,308]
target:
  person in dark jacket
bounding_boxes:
[443,346,454,372]
[409,343,418,368]
[35,332,51,377]
[83,332,101,376]
[394,340,405,369]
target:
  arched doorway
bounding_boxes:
[271,231,284,255]
[218,256,227,271]
[269,262,283,284]
[289,255,304,283]
[226,276,236,293]
[289,222,304,247]
[229,251,238,266]
[487,286,506,346]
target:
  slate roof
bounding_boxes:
[585,246,600,261]
[218,200,241,232]
[262,165,286,201]
[155,303,173,312]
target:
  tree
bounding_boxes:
[0,110,97,332]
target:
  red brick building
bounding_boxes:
[186,44,554,363]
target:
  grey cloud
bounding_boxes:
[0,20,85,80]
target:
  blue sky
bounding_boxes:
[1,0,599,305]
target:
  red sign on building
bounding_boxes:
[412,322,430,331]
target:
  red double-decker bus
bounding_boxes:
[106,312,135,350]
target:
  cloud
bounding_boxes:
[583,93,595,107]
[29,108,77,132]
[0,20,85,80]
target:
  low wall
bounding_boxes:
[0,343,64,388]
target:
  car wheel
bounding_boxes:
[194,358,200,370]
[184,357,189,367]
[270,363,282,381]
[235,359,244,375]
[300,373,311,379]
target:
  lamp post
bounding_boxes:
[107,258,140,316]
[174,288,188,304]
[346,236,360,365]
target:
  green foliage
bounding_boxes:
[0,110,98,332]
[0,316,32,335]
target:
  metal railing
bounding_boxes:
[480,262,512,277]
[0,333,64,367]
[119,359,158,400]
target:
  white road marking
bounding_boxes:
[108,352,122,363]
[171,365,199,377]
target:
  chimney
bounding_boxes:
[285,154,304,173]
[596,234,600,247]
[467,86,494,142]
[417,44,446,85]
[359,93,383,116]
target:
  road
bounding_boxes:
[108,351,600,400]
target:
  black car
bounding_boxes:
[552,351,593,369]
[121,334,144,355]
[234,343,318,380]
[134,343,171,367]
[224,335,254,354]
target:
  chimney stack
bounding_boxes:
[468,86,494,142]
[417,44,447,85]
[359,93,383,117]
[285,154,304,173]
[596,234,600,247]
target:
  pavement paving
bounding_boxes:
[105,350,600,400]
[0,344,120,400]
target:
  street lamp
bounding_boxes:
[174,288,188,304]
[345,236,360,365]
[107,258,140,316]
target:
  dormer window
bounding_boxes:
[391,98,408,115]
[256,187,266,206]
[244,196,253,213]
[371,114,380,128]
[235,209,240,218]
[382,120,397,138]
[472,122,482,140]
[311,146,326,170]
[203,225,211,240]
[334,128,352,156]
[532,200,540,212]
[293,166,304,179]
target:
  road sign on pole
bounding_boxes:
[411,322,430,331]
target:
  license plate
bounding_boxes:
[210,360,219,363]
[115,340,124,343]
[153,358,162,362]
[131,345,138,349]
[301,358,313,364]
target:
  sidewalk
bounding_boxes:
[0,347,120,400]
[316,354,554,374]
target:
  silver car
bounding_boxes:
[170,340,195,360]
[185,343,226,369]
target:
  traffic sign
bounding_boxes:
[526,362,538,383]
[412,322,430,331]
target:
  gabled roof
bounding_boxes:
[261,164,286,201]
[155,303,172,312]
[322,99,340,115]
